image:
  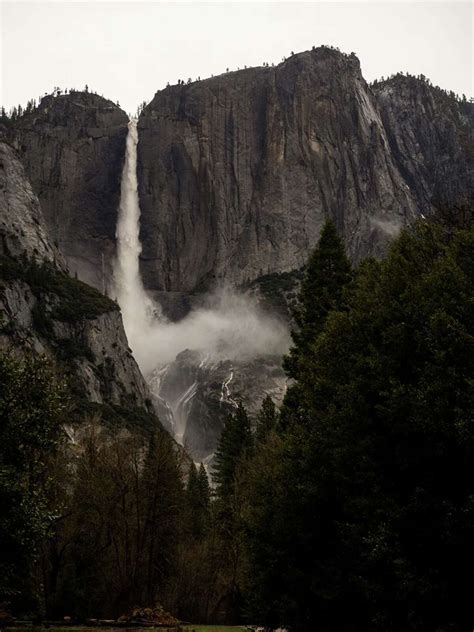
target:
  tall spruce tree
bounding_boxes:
[284,219,351,380]
[213,403,252,504]
[186,463,211,539]
[197,463,211,509]
[255,395,278,444]
[243,220,474,630]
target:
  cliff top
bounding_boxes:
[145,45,363,109]
[12,91,128,130]
[373,72,473,119]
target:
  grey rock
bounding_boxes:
[0,138,157,423]
[10,92,128,290]
[148,349,287,462]
[374,74,473,213]
[0,281,151,412]
[0,141,64,267]
[137,47,418,293]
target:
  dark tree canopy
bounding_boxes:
[213,403,252,504]
[0,353,65,611]
[243,220,474,630]
[284,219,352,380]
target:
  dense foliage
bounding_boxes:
[2,216,472,629]
[242,218,474,630]
[0,353,65,613]
[44,426,185,618]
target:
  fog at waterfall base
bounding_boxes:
[122,286,291,375]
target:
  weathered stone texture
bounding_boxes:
[137,48,419,293]
[0,138,154,418]
[0,141,64,267]
[11,92,128,290]
[374,75,473,213]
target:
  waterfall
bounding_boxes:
[113,117,290,458]
[113,119,155,364]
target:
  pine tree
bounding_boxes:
[243,219,474,629]
[255,395,277,444]
[213,403,252,503]
[186,462,199,496]
[284,219,351,380]
[197,463,211,508]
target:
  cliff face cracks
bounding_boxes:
[0,139,156,425]
[11,92,128,291]
[137,49,417,293]
[9,48,472,299]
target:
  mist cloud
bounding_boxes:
[127,286,291,375]
[113,119,290,377]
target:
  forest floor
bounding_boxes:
[3,627,246,632]
[182,627,245,631]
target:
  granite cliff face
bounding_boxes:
[137,47,419,293]
[0,140,157,428]
[0,140,64,266]
[11,92,128,290]
[374,74,473,213]
[10,50,471,299]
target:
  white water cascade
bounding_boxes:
[113,117,290,458]
[113,119,156,365]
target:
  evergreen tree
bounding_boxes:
[197,463,211,509]
[0,106,8,125]
[0,353,65,613]
[255,395,278,444]
[185,463,207,539]
[244,219,474,630]
[213,403,252,504]
[284,219,351,380]
[186,463,211,540]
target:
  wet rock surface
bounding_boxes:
[148,349,287,463]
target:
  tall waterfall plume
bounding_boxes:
[113,119,156,364]
[113,118,289,456]
[113,119,290,382]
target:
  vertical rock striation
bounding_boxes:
[0,139,157,427]
[137,47,418,293]
[373,74,473,213]
[0,140,64,267]
[11,92,128,291]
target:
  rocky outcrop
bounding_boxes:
[137,47,418,293]
[374,74,473,213]
[6,49,472,454]
[0,141,64,267]
[0,140,157,428]
[0,274,152,414]
[10,54,472,300]
[11,92,128,290]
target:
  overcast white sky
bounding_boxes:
[1,1,472,115]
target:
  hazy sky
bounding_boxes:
[1,1,472,114]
